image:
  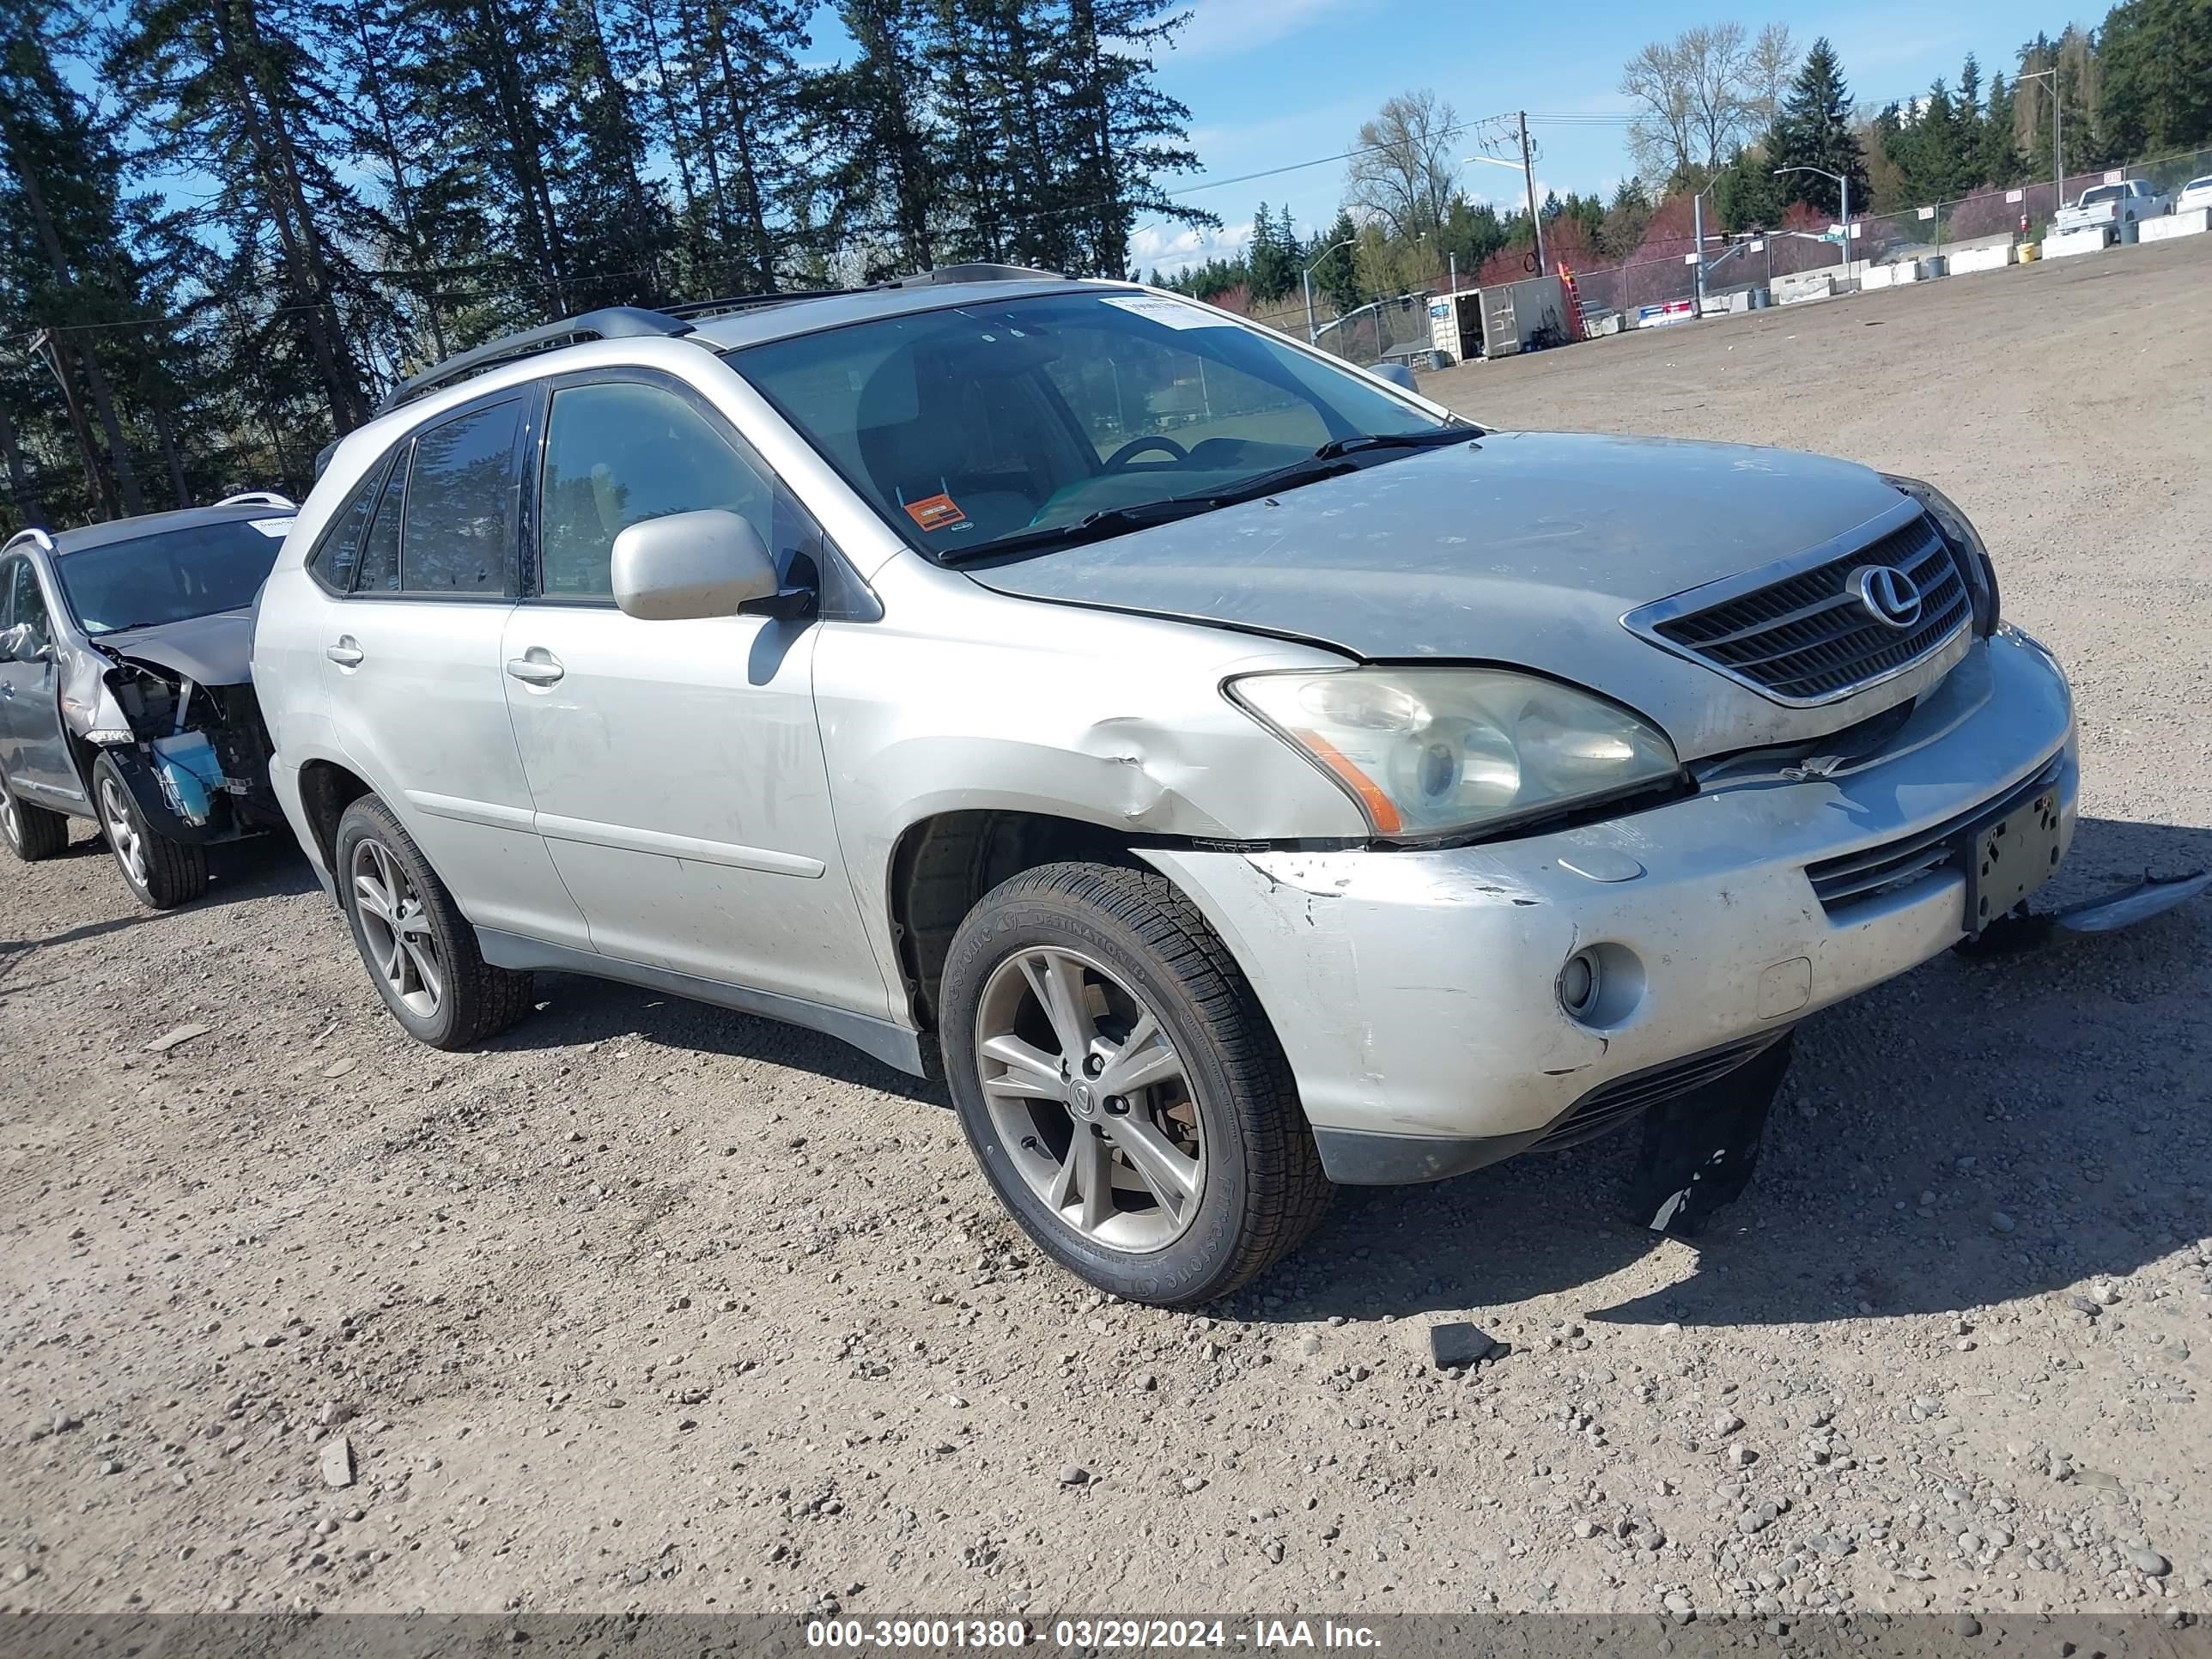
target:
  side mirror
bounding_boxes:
[1367,361,1419,392]
[611,509,781,622]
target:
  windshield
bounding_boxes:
[729,291,1455,561]
[54,518,290,635]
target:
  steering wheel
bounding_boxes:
[1102,435,1188,471]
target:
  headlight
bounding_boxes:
[1881,473,1999,636]
[1228,666,1681,840]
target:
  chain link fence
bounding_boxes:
[1566,143,2212,325]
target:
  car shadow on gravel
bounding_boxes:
[1240,814,2212,1334]
[479,969,945,1104]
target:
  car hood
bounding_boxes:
[96,610,255,686]
[964,430,1937,760]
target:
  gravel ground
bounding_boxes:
[3,237,2209,1625]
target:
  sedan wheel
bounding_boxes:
[941,861,1333,1307]
[331,794,535,1050]
[349,835,445,1019]
[975,945,1206,1254]
[99,775,147,890]
[89,753,206,908]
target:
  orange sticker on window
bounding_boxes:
[904,492,970,532]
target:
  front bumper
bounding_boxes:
[1142,628,2076,1184]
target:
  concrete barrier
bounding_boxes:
[2045,224,2114,259]
[1948,244,2019,275]
[1773,272,1834,304]
[2141,209,2211,243]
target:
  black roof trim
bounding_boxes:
[370,267,1080,419]
[373,306,696,416]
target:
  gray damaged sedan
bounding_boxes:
[0,495,295,907]
[251,269,2078,1305]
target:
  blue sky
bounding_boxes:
[811,0,2066,276]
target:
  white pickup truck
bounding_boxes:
[2054,179,2171,238]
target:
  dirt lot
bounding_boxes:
[4,239,2210,1625]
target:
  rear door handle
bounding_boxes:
[506,649,564,686]
[325,638,364,667]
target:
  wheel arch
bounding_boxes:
[295,757,376,878]
[886,808,1165,1041]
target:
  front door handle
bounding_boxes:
[325,637,365,667]
[505,649,564,686]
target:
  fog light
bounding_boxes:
[1559,950,1602,1020]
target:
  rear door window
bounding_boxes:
[399,398,524,596]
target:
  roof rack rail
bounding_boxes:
[883,262,1072,287]
[3,527,55,556]
[216,490,296,510]
[661,288,866,320]
[374,306,696,417]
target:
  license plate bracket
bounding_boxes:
[1961,787,2063,932]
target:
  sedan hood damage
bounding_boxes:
[964,432,1940,761]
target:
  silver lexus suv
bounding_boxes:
[252,265,2075,1305]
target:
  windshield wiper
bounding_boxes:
[1310,423,1480,459]
[937,497,1228,563]
[939,424,1480,564]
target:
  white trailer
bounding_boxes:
[1426,273,1571,362]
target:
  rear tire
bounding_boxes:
[334,794,533,1049]
[93,753,207,908]
[0,763,70,862]
[939,861,1333,1308]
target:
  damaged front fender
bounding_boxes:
[70,647,282,845]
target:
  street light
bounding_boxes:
[1462,143,1547,276]
[1301,239,1357,343]
[1774,165,1852,278]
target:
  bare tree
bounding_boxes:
[1745,22,1799,136]
[1344,88,1459,241]
[1620,21,1784,183]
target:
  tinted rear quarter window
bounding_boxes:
[400,399,523,595]
[355,452,407,594]
[308,467,382,593]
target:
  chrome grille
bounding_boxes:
[1805,754,2064,913]
[1643,513,1971,703]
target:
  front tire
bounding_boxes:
[0,762,70,862]
[93,753,207,908]
[940,861,1333,1308]
[334,794,534,1050]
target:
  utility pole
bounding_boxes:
[1519,112,1547,276]
[2019,67,2064,223]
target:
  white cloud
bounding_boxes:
[1166,0,1360,63]
[1129,218,1259,279]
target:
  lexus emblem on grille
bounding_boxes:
[1850,564,1923,630]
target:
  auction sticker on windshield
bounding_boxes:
[1101,295,1233,329]
[904,493,970,532]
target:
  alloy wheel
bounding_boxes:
[973,945,1206,1253]
[99,775,146,889]
[0,786,18,850]
[350,836,445,1018]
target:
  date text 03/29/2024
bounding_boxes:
[804,1619,1383,1650]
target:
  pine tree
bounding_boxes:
[110,0,376,434]
[1060,0,1215,276]
[2098,0,2209,160]
[1246,200,1297,303]
[1979,71,2021,188]
[1769,36,1868,217]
